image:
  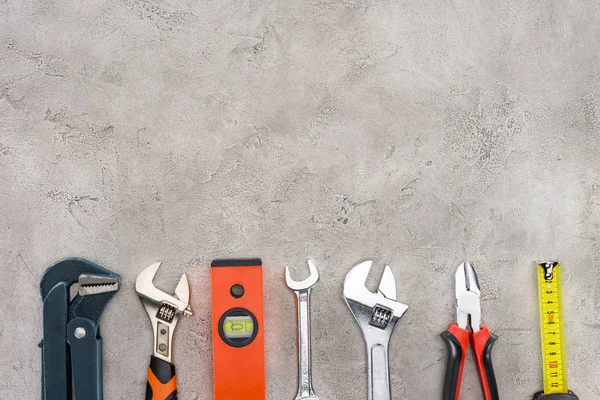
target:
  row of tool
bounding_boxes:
[39,258,576,400]
[291,260,579,400]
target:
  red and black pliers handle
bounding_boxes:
[441,323,499,400]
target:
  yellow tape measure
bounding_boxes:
[536,262,568,394]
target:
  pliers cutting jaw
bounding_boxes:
[442,262,499,400]
[456,262,481,332]
[40,258,121,400]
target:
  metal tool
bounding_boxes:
[284,258,321,400]
[40,257,120,400]
[533,261,578,400]
[441,262,499,400]
[343,260,408,400]
[136,262,193,400]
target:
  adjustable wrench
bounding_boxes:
[284,258,321,400]
[136,262,193,400]
[343,260,408,400]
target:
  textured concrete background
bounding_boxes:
[1,0,600,399]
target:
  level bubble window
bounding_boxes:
[218,308,258,347]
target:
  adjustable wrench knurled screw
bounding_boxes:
[285,258,321,400]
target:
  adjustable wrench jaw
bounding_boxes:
[135,262,192,313]
[135,262,193,363]
[343,260,408,329]
[343,260,408,400]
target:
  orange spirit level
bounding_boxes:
[211,258,265,400]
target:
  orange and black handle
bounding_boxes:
[441,324,499,400]
[146,356,177,400]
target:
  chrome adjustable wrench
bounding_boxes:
[136,262,193,400]
[343,260,408,400]
[284,258,321,400]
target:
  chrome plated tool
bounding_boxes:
[284,258,321,400]
[136,262,193,400]
[343,260,408,400]
[40,257,120,400]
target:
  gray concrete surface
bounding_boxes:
[1,0,600,398]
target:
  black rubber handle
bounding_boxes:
[441,325,469,400]
[533,392,579,400]
[146,356,177,400]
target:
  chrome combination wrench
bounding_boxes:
[285,258,321,400]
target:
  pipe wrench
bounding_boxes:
[40,257,121,400]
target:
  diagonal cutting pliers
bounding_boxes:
[441,262,499,400]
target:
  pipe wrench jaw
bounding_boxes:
[135,262,193,363]
[41,257,120,300]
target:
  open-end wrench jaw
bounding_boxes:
[285,258,320,291]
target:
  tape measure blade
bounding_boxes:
[537,262,568,394]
